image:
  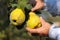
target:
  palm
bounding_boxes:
[37,22,51,35]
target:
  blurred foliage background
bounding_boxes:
[0,0,54,40]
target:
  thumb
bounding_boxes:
[40,17,46,24]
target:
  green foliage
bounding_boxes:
[10,0,32,11]
[41,10,60,23]
[17,0,28,8]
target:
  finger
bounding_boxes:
[31,1,42,11]
[31,8,35,12]
[26,27,38,33]
[35,0,40,2]
[40,17,46,24]
[38,26,48,35]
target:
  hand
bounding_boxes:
[26,17,51,36]
[31,0,44,11]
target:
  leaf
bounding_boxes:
[41,10,54,22]
[41,10,60,23]
[25,4,32,10]
[17,0,29,10]
[53,16,60,22]
[11,4,17,7]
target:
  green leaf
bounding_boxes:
[53,16,60,22]
[41,10,54,22]
[41,10,60,23]
[11,4,17,7]
[17,0,30,11]
[25,4,32,10]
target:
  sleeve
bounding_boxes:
[44,0,59,16]
[57,35,60,40]
[49,23,60,40]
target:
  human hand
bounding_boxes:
[31,0,44,11]
[26,17,51,36]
